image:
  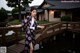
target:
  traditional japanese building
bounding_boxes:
[14,0,80,22]
[38,0,80,22]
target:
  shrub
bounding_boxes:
[0,8,8,27]
[0,8,8,22]
[61,16,71,22]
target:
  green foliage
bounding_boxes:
[12,7,25,14]
[37,20,49,24]
[6,0,33,8]
[12,7,19,14]
[6,0,33,20]
[8,19,50,25]
[9,19,21,25]
[0,8,8,22]
[61,16,71,22]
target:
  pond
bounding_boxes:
[35,30,80,53]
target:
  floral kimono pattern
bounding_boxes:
[22,16,37,52]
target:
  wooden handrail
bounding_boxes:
[35,23,62,43]
[62,22,80,30]
[0,22,80,46]
[35,22,80,43]
[0,26,21,46]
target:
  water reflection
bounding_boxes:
[35,30,80,53]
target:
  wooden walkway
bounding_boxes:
[1,22,80,53]
[7,43,24,53]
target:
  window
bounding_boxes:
[54,11,61,18]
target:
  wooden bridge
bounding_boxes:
[0,22,80,53]
[35,22,80,43]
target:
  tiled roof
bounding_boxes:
[42,0,80,9]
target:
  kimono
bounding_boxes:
[22,16,37,53]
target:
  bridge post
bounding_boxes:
[2,30,7,46]
[73,33,75,39]
[53,36,56,41]
[66,22,68,30]
[14,29,19,44]
[39,42,43,49]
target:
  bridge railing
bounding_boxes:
[35,22,62,43]
[62,22,80,30]
[35,22,80,43]
[0,22,59,46]
[0,26,21,46]
[0,22,80,46]
[35,22,60,34]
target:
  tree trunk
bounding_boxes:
[18,0,21,21]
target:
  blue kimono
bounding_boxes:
[22,16,37,52]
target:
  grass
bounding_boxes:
[37,20,50,24]
[8,19,50,25]
[9,19,21,25]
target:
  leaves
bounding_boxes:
[0,8,8,22]
[6,0,33,20]
[6,0,33,8]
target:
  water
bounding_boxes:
[35,30,80,53]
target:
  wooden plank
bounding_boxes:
[7,44,24,53]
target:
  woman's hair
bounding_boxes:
[25,7,37,16]
[30,7,37,12]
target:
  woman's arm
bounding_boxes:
[37,25,45,29]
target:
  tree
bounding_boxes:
[0,8,8,27]
[12,7,19,14]
[0,8,8,22]
[6,0,33,20]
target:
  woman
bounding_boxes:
[21,7,44,53]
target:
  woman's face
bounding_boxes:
[31,10,37,17]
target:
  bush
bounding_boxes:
[0,8,8,22]
[0,8,8,27]
[61,16,71,22]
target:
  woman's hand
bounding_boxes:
[37,25,45,29]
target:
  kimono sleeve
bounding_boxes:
[21,16,30,30]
